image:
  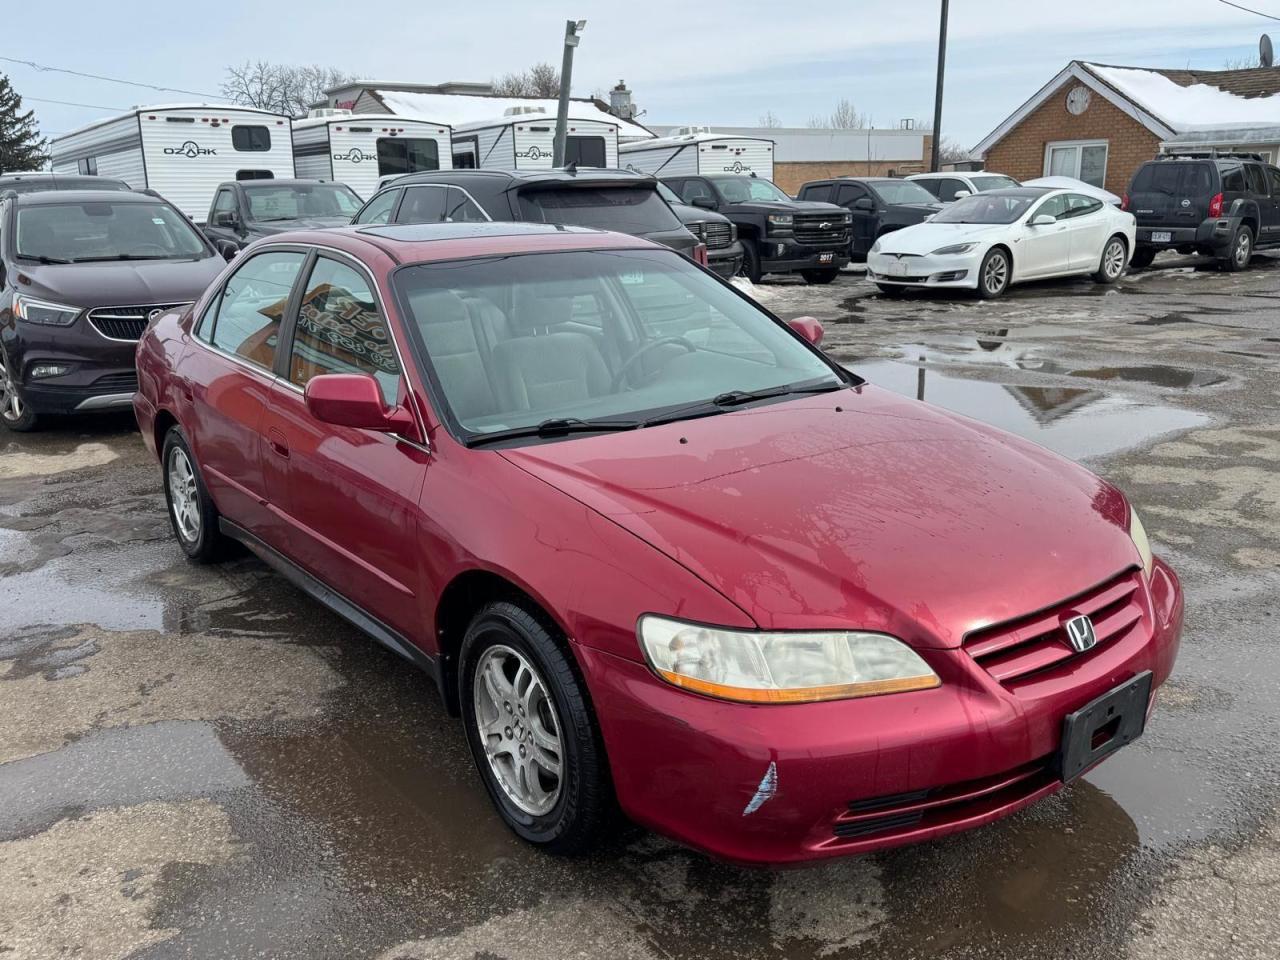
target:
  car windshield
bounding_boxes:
[970,175,1020,192]
[394,248,843,440]
[931,193,1036,224]
[707,176,792,203]
[869,180,938,205]
[15,200,210,262]
[517,186,682,234]
[243,183,362,221]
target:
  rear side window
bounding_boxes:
[1221,166,1245,193]
[913,179,943,198]
[517,186,682,233]
[232,126,271,152]
[1245,164,1269,196]
[354,189,401,225]
[801,183,833,202]
[1063,194,1103,218]
[835,184,867,205]
[936,178,969,202]
[206,251,306,370]
[1269,167,1280,196]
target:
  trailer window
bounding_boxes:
[565,136,607,168]
[377,138,440,177]
[232,126,272,152]
[77,158,98,176]
[236,170,275,181]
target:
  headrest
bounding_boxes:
[408,288,471,327]
[511,287,572,333]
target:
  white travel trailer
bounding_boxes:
[621,130,776,181]
[50,104,295,221]
[292,110,453,197]
[451,107,619,170]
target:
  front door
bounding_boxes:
[1018,194,1073,278]
[260,252,428,642]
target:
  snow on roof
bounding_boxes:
[291,113,450,131]
[1086,63,1280,132]
[621,131,774,151]
[371,90,653,140]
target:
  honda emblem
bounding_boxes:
[1064,614,1098,653]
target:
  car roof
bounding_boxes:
[234,178,350,188]
[388,168,651,188]
[11,189,168,205]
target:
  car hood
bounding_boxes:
[876,222,1009,255]
[730,200,845,215]
[248,216,352,234]
[500,387,1138,648]
[16,256,226,308]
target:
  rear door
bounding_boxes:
[1128,161,1214,230]
[1244,163,1278,243]
[1265,167,1280,244]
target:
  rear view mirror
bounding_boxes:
[691,196,717,210]
[304,374,420,441]
[787,316,824,347]
[853,198,875,212]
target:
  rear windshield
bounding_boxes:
[242,183,362,221]
[1130,162,1215,196]
[517,186,682,234]
[868,180,938,205]
[970,175,1020,192]
[15,201,210,262]
[932,193,1035,224]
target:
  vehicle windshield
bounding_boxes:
[243,183,362,221]
[707,176,792,203]
[15,200,210,262]
[931,193,1037,225]
[970,175,1020,192]
[394,248,842,440]
[869,180,938,205]
[517,186,682,234]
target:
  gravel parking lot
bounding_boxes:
[3,253,1279,960]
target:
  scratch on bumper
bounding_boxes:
[743,761,778,816]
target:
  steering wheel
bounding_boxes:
[610,336,697,391]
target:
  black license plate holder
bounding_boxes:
[1059,671,1152,782]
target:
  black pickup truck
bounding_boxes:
[660,174,851,283]
[203,179,363,249]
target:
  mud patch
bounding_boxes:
[0,441,119,480]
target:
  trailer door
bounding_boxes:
[377,138,441,177]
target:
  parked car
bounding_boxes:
[1123,153,1280,270]
[654,180,743,278]
[908,171,1020,202]
[204,179,363,250]
[0,172,132,194]
[661,173,851,283]
[797,177,943,261]
[135,221,1181,864]
[867,187,1135,298]
[0,189,228,432]
[351,168,703,263]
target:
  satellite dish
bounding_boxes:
[1262,34,1274,69]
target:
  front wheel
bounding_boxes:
[1093,236,1128,284]
[800,268,840,284]
[1222,225,1253,272]
[0,347,38,432]
[738,239,763,284]
[976,248,1011,299]
[460,601,612,855]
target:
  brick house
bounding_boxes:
[975,61,1280,196]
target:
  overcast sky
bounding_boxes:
[6,0,1275,150]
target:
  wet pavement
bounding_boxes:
[3,252,1280,959]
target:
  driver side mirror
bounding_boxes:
[852,198,875,212]
[1030,214,1057,226]
[212,210,241,230]
[304,374,421,442]
[787,316,824,347]
[954,190,972,199]
[691,196,717,210]
[215,239,239,261]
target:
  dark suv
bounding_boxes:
[1124,154,1280,270]
[797,177,943,262]
[661,174,851,283]
[351,169,701,261]
[0,190,227,431]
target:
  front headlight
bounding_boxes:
[766,213,793,228]
[637,615,940,704]
[1129,507,1154,578]
[931,242,977,256]
[870,239,882,255]
[842,214,853,224]
[14,296,80,326]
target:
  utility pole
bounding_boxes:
[929,0,949,172]
[553,19,587,167]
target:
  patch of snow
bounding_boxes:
[1088,64,1280,131]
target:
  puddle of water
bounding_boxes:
[846,359,1209,460]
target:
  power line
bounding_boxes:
[1216,0,1280,22]
[26,95,127,111]
[0,55,227,100]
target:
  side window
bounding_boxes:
[1269,166,1280,197]
[212,189,237,218]
[678,179,714,204]
[1245,164,1269,197]
[802,183,832,202]
[1032,194,1071,220]
[1063,194,1103,218]
[398,185,448,223]
[938,178,968,202]
[232,126,271,152]
[914,179,943,198]
[1221,166,1245,193]
[835,184,867,206]
[444,186,490,222]
[207,251,306,370]
[354,189,401,226]
[289,257,401,404]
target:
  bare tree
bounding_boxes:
[804,99,868,130]
[1222,55,1259,70]
[222,62,361,117]
[492,62,562,98]
[759,110,782,128]
[938,136,973,164]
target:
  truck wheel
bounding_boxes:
[1222,225,1253,272]
[738,240,763,284]
[1129,247,1156,270]
[0,346,38,433]
[1093,235,1128,284]
[800,268,840,284]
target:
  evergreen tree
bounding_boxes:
[0,74,48,173]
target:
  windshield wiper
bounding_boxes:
[468,416,641,447]
[642,380,846,427]
[15,253,73,264]
[72,254,177,262]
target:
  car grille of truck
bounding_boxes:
[88,304,187,342]
[793,215,848,246]
[702,221,734,250]
[962,570,1145,688]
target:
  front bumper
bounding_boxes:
[706,241,745,279]
[1136,218,1237,255]
[759,235,851,273]
[867,250,982,289]
[581,559,1182,865]
[3,321,138,415]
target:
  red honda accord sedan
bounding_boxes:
[134,222,1182,865]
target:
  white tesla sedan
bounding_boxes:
[866,187,1136,299]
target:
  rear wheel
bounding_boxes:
[800,268,840,284]
[1093,235,1128,284]
[1222,225,1253,272]
[976,248,1011,299]
[1129,247,1156,270]
[161,427,230,563]
[0,346,38,433]
[738,239,763,284]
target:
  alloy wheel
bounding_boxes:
[1235,231,1252,268]
[167,446,202,544]
[0,351,23,424]
[472,644,563,816]
[1103,240,1126,279]
[983,253,1008,295]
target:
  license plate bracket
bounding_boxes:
[1150,231,1172,243]
[818,252,834,264]
[1058,671,1152,782]
[889,260,907,277]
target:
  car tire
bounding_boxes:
[738,239,763,284]
[1222,225,1253,272]
[976,248,1011,299]
[0,346,38,433]
[1093,235,1128,284]
[1129,247,1156,270]
[161,426,230,564]
[800,268,840,284]
[876,283,907,297]
[460,600,612,855]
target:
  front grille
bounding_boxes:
[88,303,187,342]
[702,220,733,250]
[963,571,1145,688]
[91,371,138,391]
[793,214,848,246]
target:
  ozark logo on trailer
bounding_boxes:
[164,140,216,158]
[723,160,753,174]
[333,148,377,164]
[516,146,549,160]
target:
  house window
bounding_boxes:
[1045,140,1108,188]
